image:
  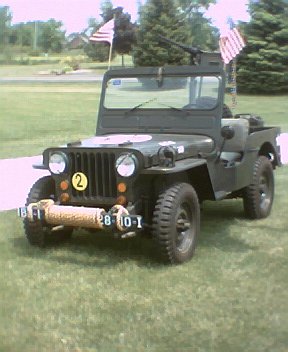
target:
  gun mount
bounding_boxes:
[158,34,222,67]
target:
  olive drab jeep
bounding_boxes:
[18,39,281,264]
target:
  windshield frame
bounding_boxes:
[97,65,226,142]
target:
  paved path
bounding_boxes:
[1,134,287,212]
[0,72,103,83]
[0,156,49,211]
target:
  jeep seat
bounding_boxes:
[221,118,249,163]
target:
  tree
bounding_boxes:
[0,6,12,47]
[100,2,136,61]
[100,0,114,22]
[187,11,218,51]
[9,22,33,47]
[9,22,40,48]
[84,17,113,62]
[176,0,216,11]
[85,0,114,61]
[237,0,288,94]
[85,2,136,64]
[133,0,191,66]
[38,19,65,53]
[113,7,137,64]
[176,0,218,51]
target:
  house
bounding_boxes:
[67,33,89,50]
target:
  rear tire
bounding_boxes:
[152,183,200,264]
[24,176,73,247]
[243,156,274,219]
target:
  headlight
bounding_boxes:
[49,152,67,174]
[116,154,138,177]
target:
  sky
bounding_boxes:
[2,0,250,34]
[2,0,140,33]
[205,0,250,33]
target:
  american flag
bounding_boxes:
[219,27,246,64]
[90,19,114,45]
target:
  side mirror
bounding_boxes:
[221,125,235,140]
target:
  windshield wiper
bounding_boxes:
[157,102,192,115]
[125,98,157,116]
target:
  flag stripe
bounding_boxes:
[219,27,245,64]
[228,31,242,52]
[229,28,245,51]
[219,38,235,64]
[90,19,114,45]
[233,28,246,47]
[226,34,239,55]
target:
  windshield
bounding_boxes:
[104,75,221,111]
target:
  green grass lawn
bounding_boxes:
[232,94,288,132]
[0,83,101,158]
[0,62,108,77]
[0,82,288,351]
[0,166,287,351]
[1,82,287,159]
[0,55,133,77]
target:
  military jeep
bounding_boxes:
[18,51,281,264]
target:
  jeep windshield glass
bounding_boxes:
[104,76,221,111]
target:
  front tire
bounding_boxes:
[152,183,200,264]
[243,156,274,219]
[24,176,73,247]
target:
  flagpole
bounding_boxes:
[108,15,115,70]
[108,39,113,70]
[89,18,115,70]
[231,58,237,109]
[221,17,244,111]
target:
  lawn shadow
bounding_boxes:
[13,199,255,267]
[12,230,161,268]
[199,199,257,252]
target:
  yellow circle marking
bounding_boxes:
[72,172,88,191]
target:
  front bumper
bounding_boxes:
[18,200,142,232]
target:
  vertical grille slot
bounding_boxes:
[69,151,117,199]
[89,153,96,196]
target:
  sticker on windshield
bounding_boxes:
[112,79,121,86]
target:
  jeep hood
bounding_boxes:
[67,133,215,159]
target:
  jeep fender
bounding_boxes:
[245,127,281,167]
[141,158,215,201]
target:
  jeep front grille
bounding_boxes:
[69,151,117,199]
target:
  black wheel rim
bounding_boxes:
[259,173,271,211]
[175,202,194,253]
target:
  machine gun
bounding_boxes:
[158,34,222,67]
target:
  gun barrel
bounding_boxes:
[158,35,202,56]
[158,35,222,66]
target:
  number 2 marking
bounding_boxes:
[72,172,88,191]
[75,173,83,188]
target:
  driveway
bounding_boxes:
[0,71,103,83]
[0,156,49,211]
